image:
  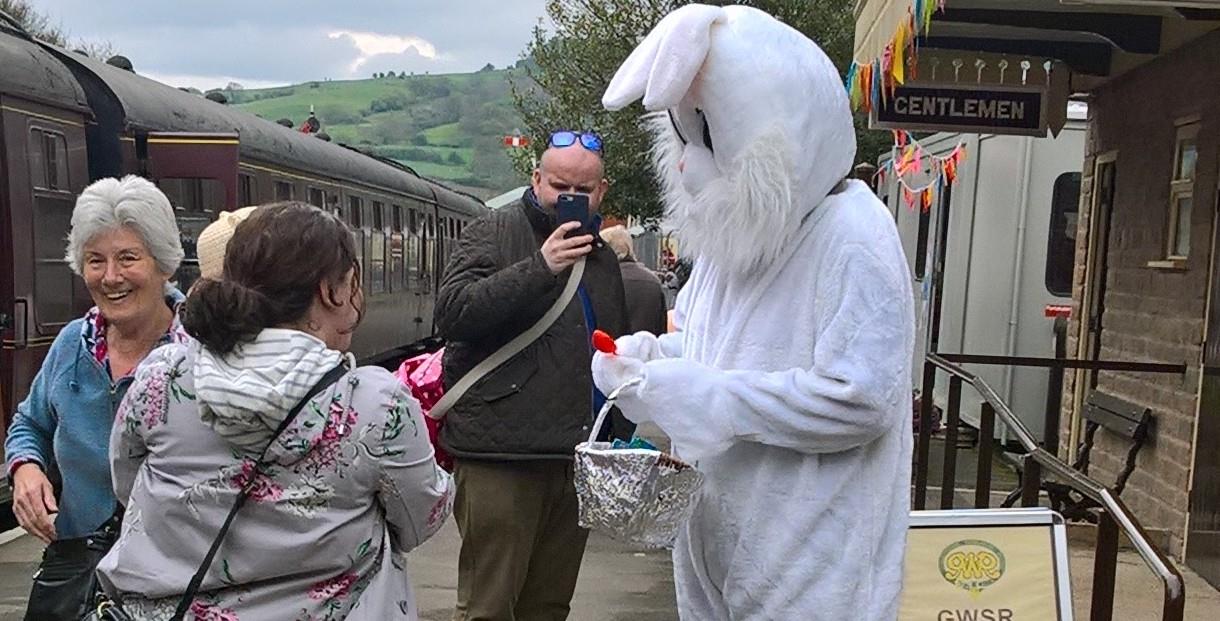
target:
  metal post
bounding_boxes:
[1090,510,1119,621]
[1045,315,1068,454]
[1021,456,1041,507]
[926,184,954,355]
[975,402,995,508]
[915,361,936,510]
[941,377,962,509]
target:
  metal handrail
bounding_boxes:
[925,353,1186,620]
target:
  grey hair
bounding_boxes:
[64,175,184,276]
[600,225,635,261]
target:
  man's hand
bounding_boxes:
[542,222,594,274]
[12,463,57,544]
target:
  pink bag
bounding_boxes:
[394,349,453,471]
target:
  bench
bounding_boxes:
[1003,390,1151,518]
[1077,390,1152,495]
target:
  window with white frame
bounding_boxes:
[1167,121,1199,259]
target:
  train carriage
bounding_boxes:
[0,21,488,506]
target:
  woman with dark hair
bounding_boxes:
[96,202,452,620]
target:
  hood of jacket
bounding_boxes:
[191,328,347,461]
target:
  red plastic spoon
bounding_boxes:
[592,329,617,354]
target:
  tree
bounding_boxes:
[1,0,115,57]
[480,63,496,72]
[511,0,890,221]
[225,81,245,91]
[446,151,465,165]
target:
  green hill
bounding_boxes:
[227,69,527,198]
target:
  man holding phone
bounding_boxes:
[435,131,630,621]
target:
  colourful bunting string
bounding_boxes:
[874,130,968,213]
[846,1,948,112]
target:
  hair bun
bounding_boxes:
[182,278,273,353]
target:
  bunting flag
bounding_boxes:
[874,130,968,212]
[846,1,949,112]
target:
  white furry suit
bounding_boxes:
[592,5,915,620]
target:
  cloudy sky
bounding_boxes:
[39,0,550,90]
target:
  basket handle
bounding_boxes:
[587,377,644,445]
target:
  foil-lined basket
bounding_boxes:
[573,379,704,548]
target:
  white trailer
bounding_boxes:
[878,104,1087,443]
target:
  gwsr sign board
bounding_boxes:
[871,85,1048,137]
[900,508,1073,621]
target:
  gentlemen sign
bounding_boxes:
[871,85,1048,137]
[900,508,1073,620]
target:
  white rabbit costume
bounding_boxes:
[592,5,915,620]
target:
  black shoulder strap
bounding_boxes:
[170,362,348,621]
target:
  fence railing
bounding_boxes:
[917,353,1186,621]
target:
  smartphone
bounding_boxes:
[556,193,591,239]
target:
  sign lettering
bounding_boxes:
[871,85,1047,137]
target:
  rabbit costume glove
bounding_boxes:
[597,5,916,620]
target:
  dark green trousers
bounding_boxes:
[452,459,589,621]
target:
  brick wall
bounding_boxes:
[1060,30,1220,557]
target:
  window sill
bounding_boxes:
[1145,259,1188,271]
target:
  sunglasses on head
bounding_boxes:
[550,130,604,153]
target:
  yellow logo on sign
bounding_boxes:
[938,539,1006,595]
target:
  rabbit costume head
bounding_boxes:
[603,4,855,275]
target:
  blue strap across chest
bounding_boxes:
[577,285,607,417]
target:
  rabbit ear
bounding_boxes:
[602,4,727,111]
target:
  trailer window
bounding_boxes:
[274,180,293,200]
[1045,172,1082,297]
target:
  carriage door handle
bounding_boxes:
[5,298,29,349]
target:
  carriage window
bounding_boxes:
[29,129,69,191]
[239,174,255,206]
[274,180,293,200]
[424,213,435,287]
[156,178,224,291]
[391,206,404,290]
[309,187,326,208]
[1045,172,1082,297]
[407,208,421,284]
[158,178,225,214]
[370,202,386,294]
[32,194,80,326]
[349,196,363,227]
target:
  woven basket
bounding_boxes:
[573,379,704,548]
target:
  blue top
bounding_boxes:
[4,290,184,538]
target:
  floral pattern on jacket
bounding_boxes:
[98,338,454,621]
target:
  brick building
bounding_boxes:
[853,0,1220,588]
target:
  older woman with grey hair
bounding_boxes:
[4,175,189,620]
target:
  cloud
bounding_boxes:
[140,72,290,92]
[37,0,549,84]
